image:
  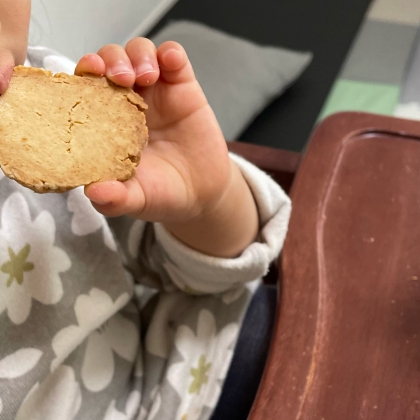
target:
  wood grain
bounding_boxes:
[249,112,420,419]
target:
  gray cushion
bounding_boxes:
[151,21,312,140]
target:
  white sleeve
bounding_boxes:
[153,153,291,294]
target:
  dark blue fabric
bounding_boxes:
[211,283,277,420]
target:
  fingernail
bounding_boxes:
[107,61,134,77]
[90,197,111,205]
[135,60,156,78]
[162,48,182,62]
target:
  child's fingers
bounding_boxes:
[125,38,159,87]
[0,48,15,94]
[157,41,195,84]
[74,53,106,77]
[84,179,145,218]
[97,44,135,87]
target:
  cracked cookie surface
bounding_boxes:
[0,66,148,193]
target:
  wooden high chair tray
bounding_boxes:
[250,112,420,419]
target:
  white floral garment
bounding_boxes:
[0,47,291,420]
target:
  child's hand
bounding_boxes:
[0,0,31,93]
[76,38,230,224]
[0,40,16,93]
[76,38,258,257]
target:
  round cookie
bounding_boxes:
[0,66,148,193]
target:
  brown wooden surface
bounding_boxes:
[227,142,301,194]
[250,112,420,419]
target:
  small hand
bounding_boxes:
[76,38,231,224]
[76,38,258,257]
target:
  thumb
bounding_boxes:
[0,21,17,94]
[0,47,15,94]
[84,178,147,218]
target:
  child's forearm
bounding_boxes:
[0,0,31,91]
[0,0,30,57]
[163,159,259,258]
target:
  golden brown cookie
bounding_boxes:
[0,66,148,193]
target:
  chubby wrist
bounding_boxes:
[163,158,259,258]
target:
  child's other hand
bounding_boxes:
[0,0,31,93]
[76,38,231,224]
[0,41,16,93]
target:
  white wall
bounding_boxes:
[29,0,178,62]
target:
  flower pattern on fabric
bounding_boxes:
[1,244,34,287]
[15,365,82,420]
[189,355,211,394]
[168,310,239,420]
[51,288,137,392]
[134,352,144,378]
[81,313,139,392]
[67,188,117,251]
[128,220,145,258]
[219,286,246,304]
[0,192,71,324]
[0,348,43,379]
[145,294,190,359]
[103,390,141,420]
[148,388,162,420]
[137,386,161,420]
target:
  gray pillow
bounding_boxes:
[151,20,312,140]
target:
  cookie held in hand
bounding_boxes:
[0,66,148,193]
